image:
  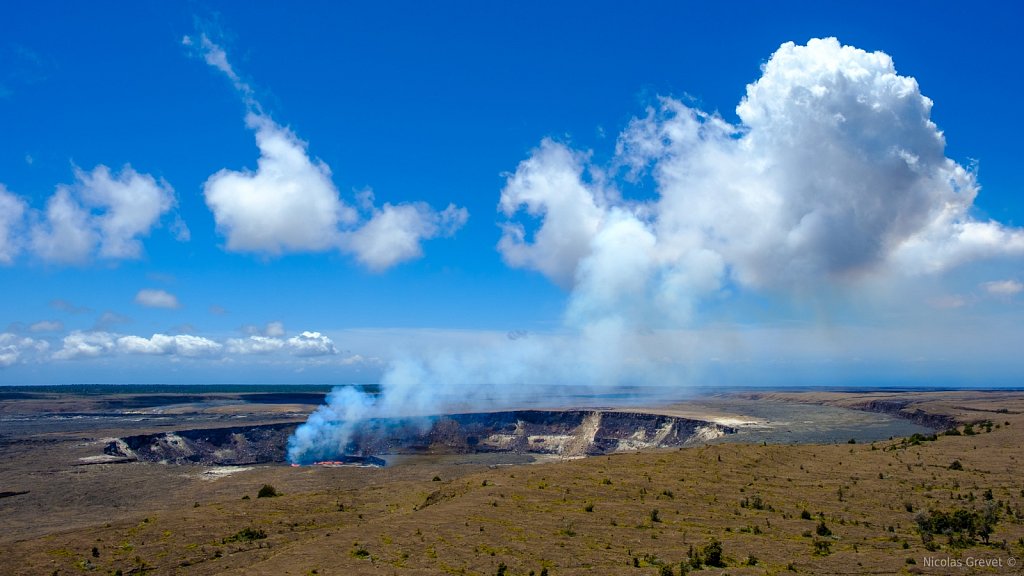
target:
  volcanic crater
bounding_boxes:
[104,409,735,466]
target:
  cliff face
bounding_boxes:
[105,410,735,465]
[849,400,958,430]
[350,410,734,458]
[105,422,296,465]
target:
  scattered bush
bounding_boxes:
[257,484,279,498]
[948,460,964,471]
[800,509,812,520]
[915,505,1000,546]
[702,539,724,567]
[650,509,661,523]
[815,520,832,537]
[225,527,267,543]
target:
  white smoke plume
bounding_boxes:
[286,38,1024,463]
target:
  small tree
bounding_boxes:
[702,539,724,567]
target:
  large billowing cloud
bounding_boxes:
[500,38,1024,318]
[289,38,1024,462]
[190,34,467,269]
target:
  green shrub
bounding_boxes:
[815,520,832,537]
[702,539,724,567]
[225,527,267,543]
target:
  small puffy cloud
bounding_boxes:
[117,334,222,357]
[0,333,49,367]
[29,320,63,333]
[264,321,285,337]
[287,331,337,356]
[134,289,180,309]
[29,165,178,264]
[195,36,465,270]
[0,184,27,264]
[982,280,1023,297]
[343,201,469,271]
[52,331,117,360]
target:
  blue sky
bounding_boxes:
[0,1,1022,388]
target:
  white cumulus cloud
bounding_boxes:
[134,289,180,309]
[117,334,222,357]
[0,333,49,367]
[45,328,338,363]
[226,335,287,355]
[194,35,466,270]
[204,114,354,254]
[52,331,118,360]
[286,331,337,356]
[344,201,469,271]
[28,165,180,264]
[499,37,1024,327]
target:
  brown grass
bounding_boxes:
[3,391,1024,575]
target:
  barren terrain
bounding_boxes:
[2,388,1023,575]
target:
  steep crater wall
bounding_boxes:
[105,410,735,465]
